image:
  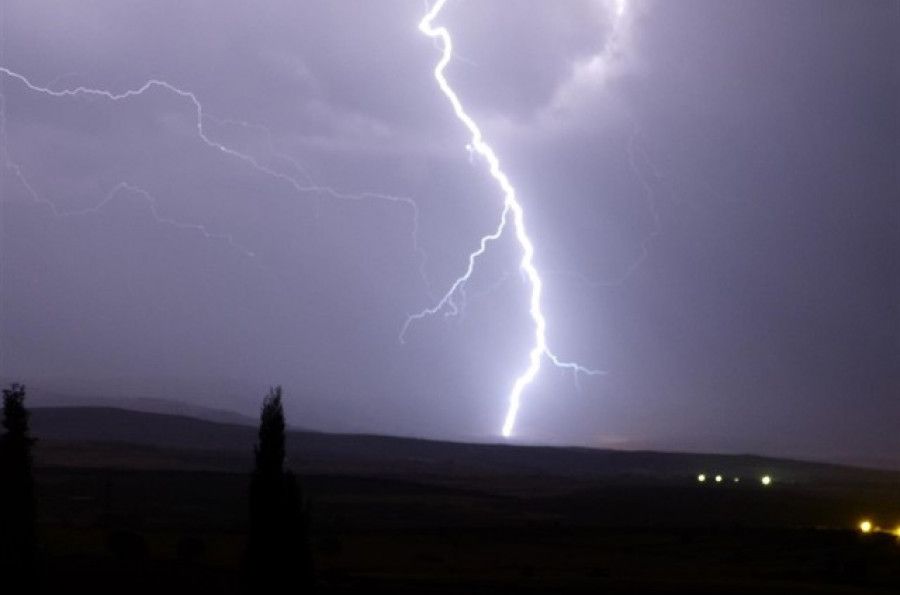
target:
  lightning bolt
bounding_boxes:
[414,0,604,439]
[0,2,627,439]
[0,67,425,272]
[0,78,253,255]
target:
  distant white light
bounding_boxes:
[714,475,723,483]
[697,474,706,482]
[761,475,772,486]
[733,477,740,483]
[859,520,873,534]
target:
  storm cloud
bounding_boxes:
[1,1,897,466]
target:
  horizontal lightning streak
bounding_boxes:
[0,78,253,254]
[0,67,424,269]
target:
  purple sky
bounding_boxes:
[1,1,897,467]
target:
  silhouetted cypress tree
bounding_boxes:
[245,386,314,592]
[0,383,37,584]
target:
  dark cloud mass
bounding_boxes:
[1,1,897,467]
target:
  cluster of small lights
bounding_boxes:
[696,473,772,486]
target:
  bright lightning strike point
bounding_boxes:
[415,0,603,439]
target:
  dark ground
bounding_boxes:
[25,407,900,593]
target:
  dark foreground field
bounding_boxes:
[27,407,900,593]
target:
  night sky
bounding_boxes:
[1,1,897,467]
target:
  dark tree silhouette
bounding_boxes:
[0,383,37,583]
[245,386,314,592]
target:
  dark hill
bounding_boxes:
[29,407,900,488]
